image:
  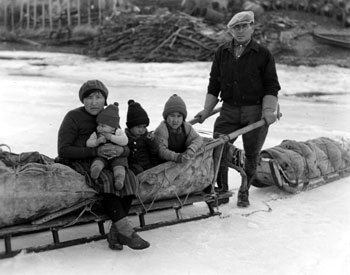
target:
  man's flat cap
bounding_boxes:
[227,11,254,28]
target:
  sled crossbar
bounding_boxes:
[0,191,232,259]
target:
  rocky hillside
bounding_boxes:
[263,10,350,68]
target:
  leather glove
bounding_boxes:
[262,109,277,125]
[194,94,218,124]
[262,95,278,126]
[195,109,211,124]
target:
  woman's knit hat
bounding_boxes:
[162,94,187,120]
[79,80,109,105]
[96,102,120,128]
[126,99,150,128]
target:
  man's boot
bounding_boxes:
[216,168,230,205]
[216,168,229,193]
[114,217,150,250]
[237,173,254,208]
[107,223,123,250]
[237,189,250,207]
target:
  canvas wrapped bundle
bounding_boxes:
[136,139,217,203]
[254,137,350,193]
[0,151,96,228]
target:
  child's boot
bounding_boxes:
[113,166,125,190]
[90,159,104,180]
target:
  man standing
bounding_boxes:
[195,11,281,207]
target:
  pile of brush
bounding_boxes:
[90,11,229,62]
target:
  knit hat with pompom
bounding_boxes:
[162,94,187,120]
[126,99,150,128]
[96,102,120,128]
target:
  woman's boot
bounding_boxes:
[107,223,123,250]
[114,217,150,250]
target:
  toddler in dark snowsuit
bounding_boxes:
[125,100,159,175]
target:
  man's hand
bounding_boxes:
[262,109,277,125]
[194,94,219,124]
[262,95,278,126]
[194,109,210,124]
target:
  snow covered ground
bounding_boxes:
[0,51,349,275]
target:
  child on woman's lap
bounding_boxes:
[87,102,128,190]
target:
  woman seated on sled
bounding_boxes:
[57,79,149,251]
[154,94,203,164]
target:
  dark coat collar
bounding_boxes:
[223,38,259,56]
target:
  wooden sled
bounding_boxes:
[0,135,235,259]
[0,118,266,259]
[254,157,350,193]
[254,137,350,193]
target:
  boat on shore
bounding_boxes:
[313,29,350,49]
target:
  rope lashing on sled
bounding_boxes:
[137,162,196,213]
[173,143,226,208]
[136,175,167,213]
[63,199,100,228]
[136,143,217,213]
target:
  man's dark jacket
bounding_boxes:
[208,39,281,106]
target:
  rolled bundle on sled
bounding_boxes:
[253,137,350,193]
[136,138,216,203]
[0,150,97,228]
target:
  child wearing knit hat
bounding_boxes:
[125,100,159,175]
[154,94,203,163]
[86,102,129,190]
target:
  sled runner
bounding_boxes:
[0,191,232,259]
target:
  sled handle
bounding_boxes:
[201,102,283,151]
[199,119,266,153]
[226,119,266,141]
[189,107,221,125]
